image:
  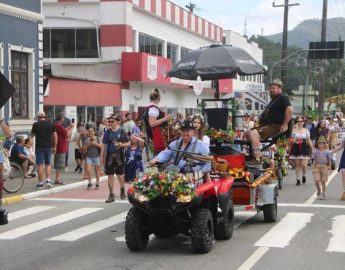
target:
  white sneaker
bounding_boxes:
[64,167,69,172]
[45,180,54,189]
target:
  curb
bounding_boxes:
[1,176,108,206]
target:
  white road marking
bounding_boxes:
[327,215,345,253]
[0,208,102,240]
[305,170,338,204]
[237,247,270,270]
[255,212,313,248]
[9,206,56,221]
[48,212,127,241]
[32,198,130,204]
[279,203,345,209]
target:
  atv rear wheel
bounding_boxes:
[214,201,234,240]
[191,208,214,254]
[263,195,278,223]
[125,207,149,251]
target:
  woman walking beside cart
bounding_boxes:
[289,117,313,186]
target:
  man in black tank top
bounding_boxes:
[247,78,293,161]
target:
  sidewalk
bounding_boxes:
[1,146,114,205]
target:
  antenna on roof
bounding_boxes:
[244,17,247,38]
[185,1,196,13]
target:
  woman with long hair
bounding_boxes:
[144,88,171,154]
[192,115,210,150]
[289,117,313,186]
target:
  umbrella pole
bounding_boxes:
[214,80,220,100]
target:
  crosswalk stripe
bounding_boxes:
[9,206,56,221]
[327,215,345,253]
[254,212,314,248]
[0,208,102,240]
[48,212,127,241]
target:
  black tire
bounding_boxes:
[191,208,214,254]
[263,195,278,223]
[331,159,336,171]
[214,201,234,240]
[125,207,149,251]
[3,162,25,194]
[277,169,283,190]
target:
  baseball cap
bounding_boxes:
[269,78,283,87]
[180,120,194,130]
[36,111,46,117]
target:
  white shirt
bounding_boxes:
[148,103,160,118]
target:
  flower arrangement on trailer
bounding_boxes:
[131,170,196,202]
[276,136,289,157]
[206,128,235,145]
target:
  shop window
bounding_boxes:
[180,47,191,60]
[138,33,163,56]
[255,102,259,110]
[76,29,98,58]
[245,98,252,111]
[51,29,75,58]
[44,28,98,58]
[167,42,177,65]
[11,51,29,119]
[43,29,50,58]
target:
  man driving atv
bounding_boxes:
[149,120,211,173]
[247,78,293,161]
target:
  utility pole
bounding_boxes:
[319,0,328,114]
[273,0,300,91]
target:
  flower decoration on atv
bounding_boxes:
[131,170,196,203]
[275,136,289,157]
[206,128,235,145]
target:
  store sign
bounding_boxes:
[245,83,264,92]
[65,106,77,122]
[147,55,158,81]
[104,106,113,118]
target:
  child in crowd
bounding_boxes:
[125,133,145,183]
[312,136,332,200]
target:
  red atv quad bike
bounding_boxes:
[125,161,235,254]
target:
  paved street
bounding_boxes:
[1,155,345,270]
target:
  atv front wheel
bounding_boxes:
[214,201,234,240]
[191,208,214,254]
[125,207,149,251]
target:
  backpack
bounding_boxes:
[142,106,154,140]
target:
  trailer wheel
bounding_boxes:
[125,207,149,251]
[263,195,277,223]
[214,201,234,240]
[191,208,213,254]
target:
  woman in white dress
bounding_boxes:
[192,115,210,151]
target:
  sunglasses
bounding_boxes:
[297,120,303,122]
[108,120,115,123]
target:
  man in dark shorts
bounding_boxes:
[247,78,293,161]
[100,115,130,203]
[31,111,57,189]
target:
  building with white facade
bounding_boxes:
[222,30,268,115]
[42,0,226,125]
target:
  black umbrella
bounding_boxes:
[0,72,16,109]
[168,44,266,81]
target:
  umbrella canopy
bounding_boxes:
[168,44,266,81]
[0,72,15,109]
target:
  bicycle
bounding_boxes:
[3,161,25,193]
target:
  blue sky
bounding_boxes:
[172,0,345,36]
